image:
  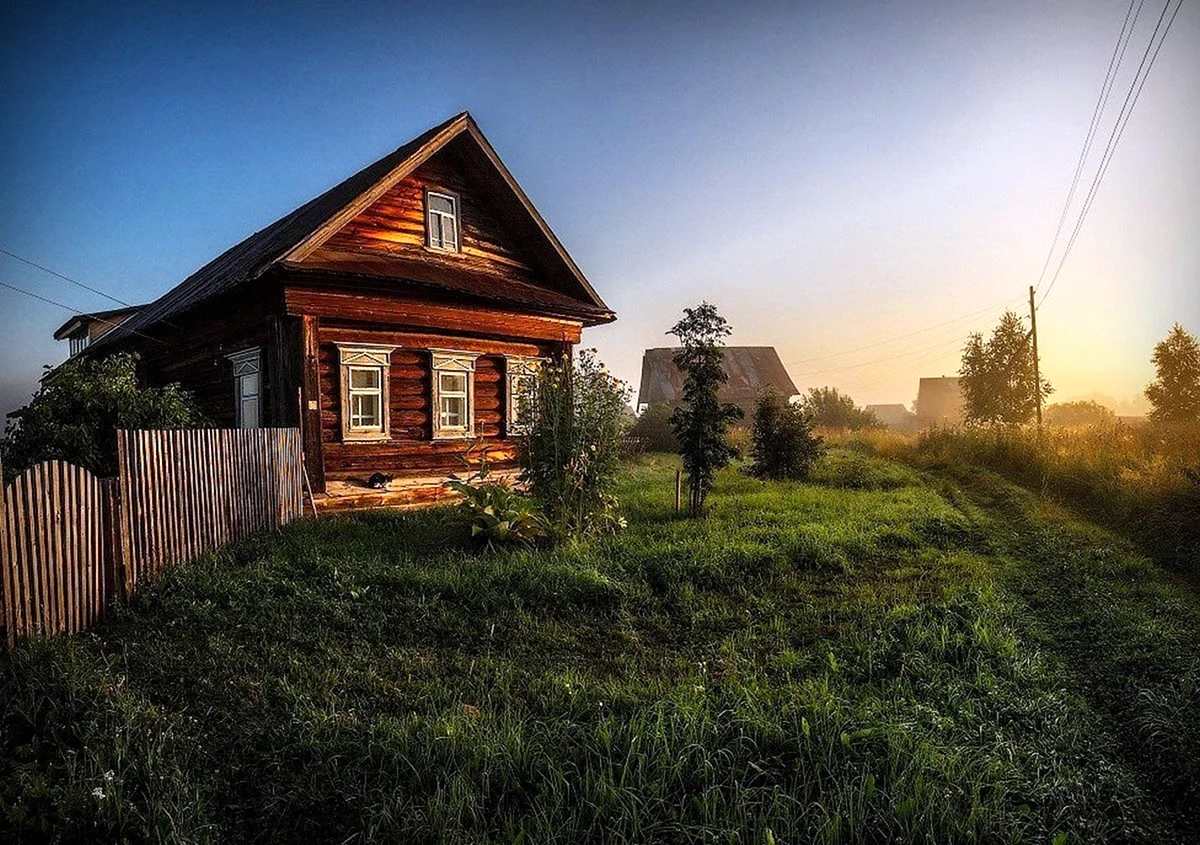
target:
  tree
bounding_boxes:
[959,310,1052,425]
[1044,400,1116,427]
[668,302,743,515]
[748,389,824,480]
[519,348,631,540]
[1,352,207,481]
[801,387,882,430]
[629,402,678,452]
[1145,323,1200,424]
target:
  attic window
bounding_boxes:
[69,334,90,357]
[426,191,459,252]
[336,344,396,442]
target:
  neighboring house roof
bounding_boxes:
[637,347,799,409]
[915,377,964,424]
[865,403,915,429]
[53,305,142,340]
[93,111,612,351]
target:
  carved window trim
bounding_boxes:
[336,343,396,442]
[226,347,261,430]
[425,190,460,252]
[430,349,479,440]
[505,355,543,436]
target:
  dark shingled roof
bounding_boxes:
[637,347,799,410]
[93,112,612,350]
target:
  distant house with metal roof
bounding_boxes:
[915,377,964,427]
[866,403,917,432]
[636,347,798,416]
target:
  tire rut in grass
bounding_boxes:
[938,470,1200,840]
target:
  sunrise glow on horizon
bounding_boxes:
[2,0,1196,416]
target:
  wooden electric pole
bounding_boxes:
[1028,285,1042,429]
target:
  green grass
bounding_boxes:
[2,450,1198,842]
[833,422,1200,571]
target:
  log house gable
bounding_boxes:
[280,114,609,318]
[90,111,612,353]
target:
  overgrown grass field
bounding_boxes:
[3,450,1198,842]
[832,421,1200,571]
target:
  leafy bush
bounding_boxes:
[1,352,206,480]
[724,422,752,457]
[520,349,631,541]
[1044,400,1116,427]
[748,390,824,480]
[446,464,548,547]
[801,386,881,430]
[628,402,678,452]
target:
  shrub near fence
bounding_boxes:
[0,428,303,648]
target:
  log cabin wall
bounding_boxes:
[125,287,276,428]
[311,142,543,289]
[316,322,562,482]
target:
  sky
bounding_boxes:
[1,0,1197,418]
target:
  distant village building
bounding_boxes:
[866,403,917,432]
[915,377,964,427]
[637,347,798,417]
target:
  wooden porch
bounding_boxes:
[308,468,523,514]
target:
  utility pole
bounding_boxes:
[1028,285,1042,430]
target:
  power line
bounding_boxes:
[1033,0,1144,294]
[1038,0,1184,308]
[832,330,979,394]
[0,246,136,309]
[791,330,971,378]
[790,304,1019,378]
[786,293,1024,367]
[0,278,164,345]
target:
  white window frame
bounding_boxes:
[505,355,543,436]
[430,349,480,440]
[425,190,460,252]
[336,344,396,442]
[227,347,262,430]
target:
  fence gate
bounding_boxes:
[0,460,108,648]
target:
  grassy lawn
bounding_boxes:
[2,450,1198,842]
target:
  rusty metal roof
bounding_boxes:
[637,347,799,409]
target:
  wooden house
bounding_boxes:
[915,377,964,427]
[636,347,798,417]
[72,112,615,509]
[865,403,917,432]
[53,305,143,357]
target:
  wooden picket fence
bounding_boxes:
[0,428,303,648]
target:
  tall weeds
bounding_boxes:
[835,422,1200,569]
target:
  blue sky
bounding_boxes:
[2,0,1197,417]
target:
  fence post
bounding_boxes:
[101,478,128,606]
[0,454,9,649]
